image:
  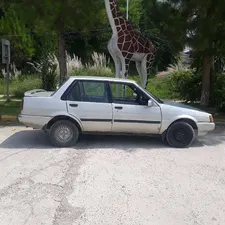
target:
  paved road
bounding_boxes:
[0,126,225,225]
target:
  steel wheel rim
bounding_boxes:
[55,125,73,143]
[174,128,188,144]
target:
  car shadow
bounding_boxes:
[0,130,167,150]
[0,129,217,150]
[198,132,225,146]
[0,121,22,127]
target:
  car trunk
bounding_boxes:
[24,89,55,97]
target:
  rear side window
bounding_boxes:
[82,81,105,97]
[67,80,109,103]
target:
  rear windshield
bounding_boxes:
[51,80,68,96]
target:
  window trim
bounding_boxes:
[61,80,77,101]
[108,81,150,106]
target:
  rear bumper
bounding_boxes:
[197,122,215,136]
[18,114,52,129]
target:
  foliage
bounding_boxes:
[147,76,176,100]
[9,0,107,83]
[71,67,113,77]
[140,0,186,71]
[1,0,225,109]
[142,31,177,72]
[0,100,21,116]
[12,76,42,98]
[169,69,202,101]
[119,0,142,27]
[0,6,35,66]
[27,54,58,91]
[0,76,42,98]
[17,0,105,32]
[210,73,225,111]
[156,53,190,77]
[166,0,225,105]
[169,68,225,112]
[70,52,113,77]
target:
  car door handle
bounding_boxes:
[69,104,78,107]
[115,106,123,110]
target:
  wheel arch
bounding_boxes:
[46,115,82,132]
[170,118,198,131]
[161,118,198,142]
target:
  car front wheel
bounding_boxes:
[49,120,79,147]
[166,122,195,148]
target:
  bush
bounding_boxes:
[0,76,42,98]
[41,57,58,91]
[169,69,225,111]
[27,54,58,91]
[12,76,42,98]
[71,67,113,77]
[169,69,202,101]
[0,79,4,95]
[210,73,225,111]
[147,75,177,99]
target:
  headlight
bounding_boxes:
[209,115,214,123]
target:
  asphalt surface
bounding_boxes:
[0,125,225,225]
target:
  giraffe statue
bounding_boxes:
[104,0,157,88]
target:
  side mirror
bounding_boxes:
[148,99,154,107]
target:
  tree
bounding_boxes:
[139,0,186,71]
[167,0,225,106]
[119,0,142,27]
[0,6,35,69]
[18,0,105,84]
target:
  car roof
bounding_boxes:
[69,76,137,84]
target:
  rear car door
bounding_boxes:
[66,80,113,132]
[109,82,162,134]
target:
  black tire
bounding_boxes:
[49,120,79,147]
[166,122,195,148]
[161,131,168,145]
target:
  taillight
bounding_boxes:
[209,115,214,123]
[20,99,24,111]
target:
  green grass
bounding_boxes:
[147,76,176,100]
[0,100,21,115]
[0,76,42,98]
[0,70,176,99]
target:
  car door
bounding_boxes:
[66,80,113,132]
[109,82,162,134]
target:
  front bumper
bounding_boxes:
[18,114,52,129]
[197,122,215,136]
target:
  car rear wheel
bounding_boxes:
[166,122,195,148]
[49,120,79,147]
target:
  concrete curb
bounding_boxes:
[0,115,18,121]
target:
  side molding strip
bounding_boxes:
[80,118,161,124]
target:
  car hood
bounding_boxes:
[162,101,204,112]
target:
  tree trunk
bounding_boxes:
[200,55,213,106]
[56,16,67,85]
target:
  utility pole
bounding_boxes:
[1,39,10,103]
[126,0,129,20]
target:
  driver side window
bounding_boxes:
[110,82,148,105]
